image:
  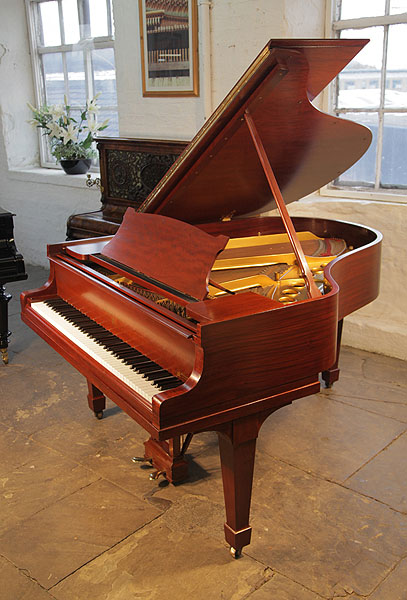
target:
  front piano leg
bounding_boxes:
[218,415,260,558]
[322,319,344,388]
[87,380,106,419]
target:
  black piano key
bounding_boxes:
[94,335,119,344]
[127,357,158,366]
[106,340,138,349]
[143,370,174,381]
[105,342,132,350]
[131,364,161,374]
[157,379,183,390]
[113,351,143,361]
[115,351,142,360]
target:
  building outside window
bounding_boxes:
[26,0,119,168]
[329,0,407,196]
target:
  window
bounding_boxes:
[26,0,119,167]
[329,0,407,194]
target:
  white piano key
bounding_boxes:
[31,301,167,401]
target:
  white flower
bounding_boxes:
[50,104,65,120]
[47,120,63,139]
[61,123,79,144]
[85,113,99,133]
[87,94,100,114]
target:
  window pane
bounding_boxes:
[390,0,407,14]
[42,53,65,105]
[90,0,108,37]
[62,0,80,44]
[336,112,378,186]
[66,52,86,106]
[381,114,407,187]
[98,109,119,136]
[39,1,61,46]
[338,28,384,109]
[385,24,407,108]
[340,0,385,19]
[92,48,117,105]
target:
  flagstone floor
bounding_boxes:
[0,266,406,600]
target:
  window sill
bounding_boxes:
[8,167,101,191]
[320,185,407,205]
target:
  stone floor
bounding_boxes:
[1,266,407,600]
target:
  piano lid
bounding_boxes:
[140,39,372,223]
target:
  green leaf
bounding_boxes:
[82,132,93,148]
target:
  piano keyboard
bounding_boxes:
[31,298,183,401]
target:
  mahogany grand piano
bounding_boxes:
[21,39,381,557]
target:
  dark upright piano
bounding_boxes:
[0,206,27,364]
[66,138,187,240]
[21,39,382,557]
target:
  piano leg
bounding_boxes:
[87,380,106,419]
[144,435,191,484]
[322,319,343,388]
[218,416,260,558]
[0,284,12,365]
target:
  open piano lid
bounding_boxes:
[139,39,372,223]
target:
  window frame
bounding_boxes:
[25,0,117,169]
[321,0,407,203]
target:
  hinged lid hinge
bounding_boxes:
[221,210,236,222]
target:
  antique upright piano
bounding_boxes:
[66,137,187,240]
[21,39,381,557]
[0,206,27,364]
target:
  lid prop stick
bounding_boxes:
[244,108,321,299]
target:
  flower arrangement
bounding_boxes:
[28,94,109,162]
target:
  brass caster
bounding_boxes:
[1,348,8,365]
[94,411,103,420]
[230,547,242,559]
[149,470,165,481]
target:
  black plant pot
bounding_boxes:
[60,159,92,175]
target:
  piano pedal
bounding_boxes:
[149,469,166,481]
[230,547,242,559]
[1,348,8,364]
[131,456,152,464]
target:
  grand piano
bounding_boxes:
[21,39,381,557]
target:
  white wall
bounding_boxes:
[288,195,407,361]
[0,0,101,265]
[0,0,406,360]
